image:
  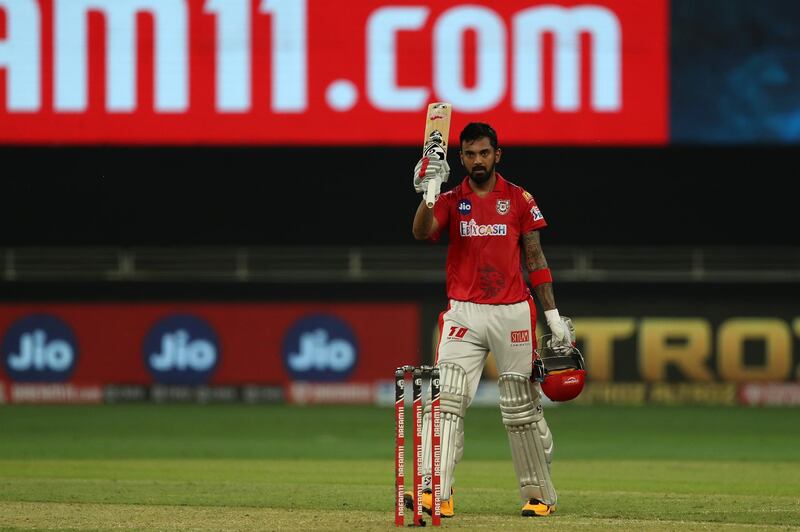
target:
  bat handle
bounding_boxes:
[425,179,438,208]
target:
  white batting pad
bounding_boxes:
[498,372,557,505]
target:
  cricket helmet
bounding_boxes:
[533,334,586,402]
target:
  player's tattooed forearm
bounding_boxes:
[522,231,548,271]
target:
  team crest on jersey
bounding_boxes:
[496,199,510,215]
[530,205,543,221]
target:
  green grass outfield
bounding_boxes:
[1,404,799,530]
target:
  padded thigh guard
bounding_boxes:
[499,373,557,505]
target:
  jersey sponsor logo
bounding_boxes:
[457,199,472,216]
[510,329,530,343]
[283,314,358,381]
[460,220,507,237]
[2,315,78,382]
[522,190,534,203]
[530,206,543,221]
[144,315,220,385]
[496,199,510,215]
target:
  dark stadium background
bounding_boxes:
[1,145,796,248]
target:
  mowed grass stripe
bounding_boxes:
[1,458,798,496]
[1,502,797,531]
[1,459,798,526]
[2,405,800,461]
[2,477,799,507]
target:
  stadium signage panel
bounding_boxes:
[573,317,800,383]
[573,382,739,406]
[8,383,103,404]
[0,303,419,388]
[143,314,220,385]
[739,383,800,407]
[1,314,79,382]
[470,316,800,383]
[282,314,360,382]
[0,0,667,144]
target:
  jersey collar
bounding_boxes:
[460,173,508,196]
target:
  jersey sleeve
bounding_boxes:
[428,190,453,242]
[519,188,547,234]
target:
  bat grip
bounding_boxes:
[425,179,438,208]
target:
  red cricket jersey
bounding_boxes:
[431,173,547,304]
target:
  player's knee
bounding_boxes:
[439,362,469,417]
[498,372,542,427]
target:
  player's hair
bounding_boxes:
[460,122,498,150]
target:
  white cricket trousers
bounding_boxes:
[436,298,538,405]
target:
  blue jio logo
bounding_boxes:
[458,199,472,215]
[2,314,78,382]
[143,315,219,385]
[282,315,358,382]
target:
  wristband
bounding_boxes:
[544,308,561,325]
[528,268,553,287]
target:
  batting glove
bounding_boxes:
[544,309,573,353]
[413,157,450,194]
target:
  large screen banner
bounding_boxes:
[0,0,668,144]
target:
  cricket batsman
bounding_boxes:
[405,122,584,518]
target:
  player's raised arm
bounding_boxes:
[412,157,448,240]
[412,197,438,240]
[522,230,569,348]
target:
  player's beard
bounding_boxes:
[469,161,495,184]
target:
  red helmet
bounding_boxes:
[533,338,586,402]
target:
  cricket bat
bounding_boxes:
[422,102,452,208]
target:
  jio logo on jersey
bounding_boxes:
[458,199,472,216]
[283,315,358,381]
[144,315,219,385]
[2,314,78,382]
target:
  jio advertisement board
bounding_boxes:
[0,303,420,404]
